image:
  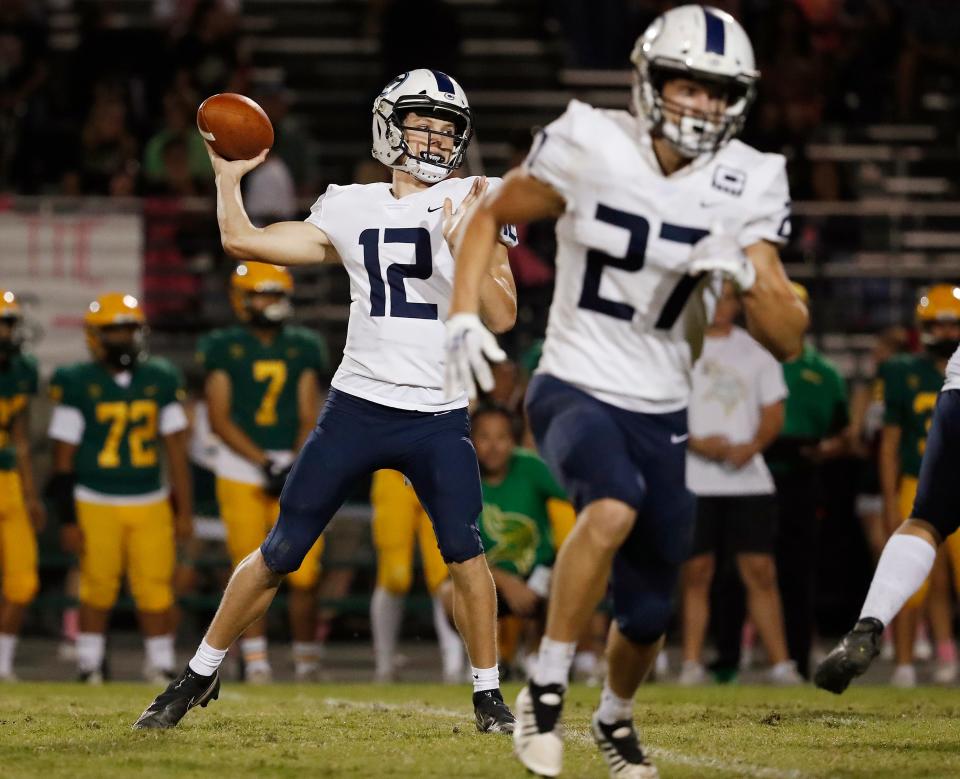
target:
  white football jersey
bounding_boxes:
[944,345,960,392]
[526,100,791,413]
[306,176,517,412]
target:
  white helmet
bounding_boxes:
[630,5,759,158]
[371,69,473,184]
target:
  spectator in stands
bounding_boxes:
[143,91,212,194]
[77,86,139,195]
[255,84,318,197]
[680,282,800,686]
[0,0,49,192]
[763,282,849,678]
[463,404,575,678]
[171,0,249,97]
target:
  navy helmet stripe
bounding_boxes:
[431,70,456,94]
[703,8,726,55]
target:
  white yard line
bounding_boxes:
[320,697,808,779]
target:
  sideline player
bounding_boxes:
[0,290,43,682]
[198,263,328,682]
[369,468,465,683]
[817,285,960,693]
[49,293,192,683]
[446,6,807,775]
[135,68,518,732]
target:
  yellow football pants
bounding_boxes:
[216,477,324,590]
[76,497,174,612]
[901,475,960,608]
[0,470,38,605]
[371,469,448,595]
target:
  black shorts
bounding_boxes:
[690,494,778,557]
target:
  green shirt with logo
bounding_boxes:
[767,344,848,474]
[479,448,568,577]
[50,358,185,495]
[0,353,39,471]
[197,326,328,451]
[880,353,943,477]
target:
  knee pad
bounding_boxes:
[376,546,414,594]
[2,570,38,605]
[435,522,484,566]
[261,514,314,575]
[79,573,121,611]
[615,589,674,646]
[130,576,174,613]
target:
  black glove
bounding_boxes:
[45,472,77,525]
[262,457,292,498]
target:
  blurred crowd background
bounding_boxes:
[3,0,960,684]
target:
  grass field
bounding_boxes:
[1,682,959,778]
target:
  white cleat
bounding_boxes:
[933,660,957,685]
[767,660,804,686]
[890,664,917,688]
[677,660,708,686]
[245,666,273,685]
[591,712,659,778]
[513,684,564,777]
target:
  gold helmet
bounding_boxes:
[916,284,960,358]
[0,289,24,360]
[84,292,147,368]
[230,263,294,326]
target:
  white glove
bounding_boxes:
[688,231,756,292]
[444,312,506,401]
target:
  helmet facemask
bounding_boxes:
[92,323,147,370]
[377,96,472,184]
[634,63,755,158]
[244,290,292,329]
[0,315,22,367]
[922,320,960,360]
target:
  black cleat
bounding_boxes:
[473,688,516,734]
[814,617,884,694]
[592,712,659,778]
[132,666,220,729]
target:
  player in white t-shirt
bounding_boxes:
[135,69,518,734]
[445,6,808,776]
[681,281,799,687]
[817,321,960,693]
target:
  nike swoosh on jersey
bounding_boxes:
[427,205,444,213]
[670,433,689,444]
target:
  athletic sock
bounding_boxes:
[370,587,404,678]
[0,634,16,677]
[144,634,176,673]
[292,641,322,676]
[188,639,227,677]
[471,664,500,693]
[77,633,106,674]
[533,636,576,688]
[596,681,633,725]
[432,596,464,679]
[860,534,937,626]
[240,636,270,675]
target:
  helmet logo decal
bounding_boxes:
[703,7,726,55]
[380,72,409,96]
[431,70,456,94]
[711,166,745,196]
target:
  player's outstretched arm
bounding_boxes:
[445,169,564,398]
[741,240,808,360]
[205,142,339,266]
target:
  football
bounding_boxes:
[196,93,274,161]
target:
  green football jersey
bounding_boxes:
[50,358,185,495]
[0,353,39,471]
[880,353,943,477]
[197,325,328,450]
[479,448,568,577]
